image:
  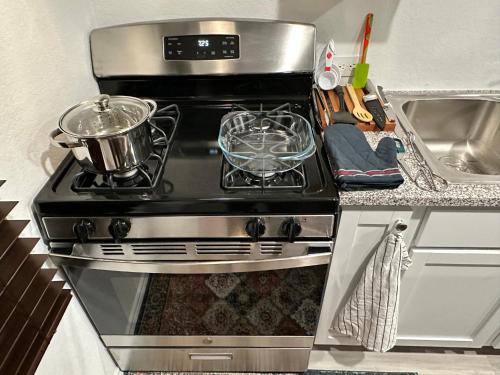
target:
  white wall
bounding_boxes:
[0,1,498,374]
[90,0,500,90]
[0,2,116,375]
[0,0,97,219]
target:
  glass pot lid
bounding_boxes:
[59,95,151,138]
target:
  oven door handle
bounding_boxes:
[49,252,332,273]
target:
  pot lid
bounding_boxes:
[59,95,151,138]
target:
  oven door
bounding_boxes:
[51,242,332,371]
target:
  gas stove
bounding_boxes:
[32,19,339,373]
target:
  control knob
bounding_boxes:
[108,219,131,243]
[73,219,95,243]
[245,218,265,242]
[281,218,302,243]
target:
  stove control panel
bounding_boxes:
[164,34,240,60]
[43,215,334,241]
[91,20,315,76]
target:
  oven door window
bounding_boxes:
[64,266,327,336]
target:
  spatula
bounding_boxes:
[332,86,356,124]
[352,13,373,88]
[346,84,373,122]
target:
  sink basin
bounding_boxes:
[389,93,500,184]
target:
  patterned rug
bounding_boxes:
[307,371,417,374]
[136,266,327,336]
[126,371,418,374]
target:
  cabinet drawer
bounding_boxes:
[110,347,310,372]
[415,210,500,248]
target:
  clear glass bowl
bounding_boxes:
[218,110,316,177]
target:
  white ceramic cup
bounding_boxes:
[315,40,341,90]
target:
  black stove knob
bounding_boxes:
[281,218,302,243]
[245,218,265,242]
[109,219,131,243]
[73,219,95,243]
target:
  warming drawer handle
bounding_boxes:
[189,353,233,361]
[49,252,332,274]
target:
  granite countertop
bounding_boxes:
[339,131,500,207]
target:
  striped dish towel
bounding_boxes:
[330,226,412,352]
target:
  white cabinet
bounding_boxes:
[493,332,500,349]
[398,248,500,347]
[316,207,500,348]
[415,209,500,248]
[315,208,424,346]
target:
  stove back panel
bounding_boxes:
[91,19,315,77]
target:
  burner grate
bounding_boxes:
[221,102,307,191]
[231,102,293,114]
[222,160,306,190]
[71,104,180,193]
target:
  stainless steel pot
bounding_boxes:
[50,94,157,174]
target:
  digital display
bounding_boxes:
[164,34,239,60]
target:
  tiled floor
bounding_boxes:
[126,373,298,375]
[127,372,416,375]
[310,349,500,375]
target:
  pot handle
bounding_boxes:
[49,128,82,149]
[143,99,157,119]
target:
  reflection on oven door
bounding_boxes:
[64,265,328,337]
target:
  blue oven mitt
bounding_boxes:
[324,124,404,191]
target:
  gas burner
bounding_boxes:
[246,171,278,181]
[222,159,306,190]
[113,169,140,179]
[110,171,147,187]
[75,167,150,190]
[71,104,180,193]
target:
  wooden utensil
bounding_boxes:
[346,84,373,122]
[317,89,332,125]
[313,89,329,129]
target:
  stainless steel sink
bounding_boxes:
[388,93,500,184]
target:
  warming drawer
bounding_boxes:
[109,347,310,372]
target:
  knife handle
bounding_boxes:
[334,86,346,111]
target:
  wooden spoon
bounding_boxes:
[346,84,373,123]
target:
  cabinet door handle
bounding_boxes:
[189,353,233,361]
[394,219,408,232]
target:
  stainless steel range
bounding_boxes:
[33,19,339,373]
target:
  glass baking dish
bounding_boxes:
[218,111,316,177]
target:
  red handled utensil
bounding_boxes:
[352,13,373,88]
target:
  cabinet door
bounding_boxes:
[315,208,423,346]
[492,332,500,349]
[398,249,500,347]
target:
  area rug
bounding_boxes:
[127,371,418,374]
[135,268,327,336]
[307,371,418,375]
